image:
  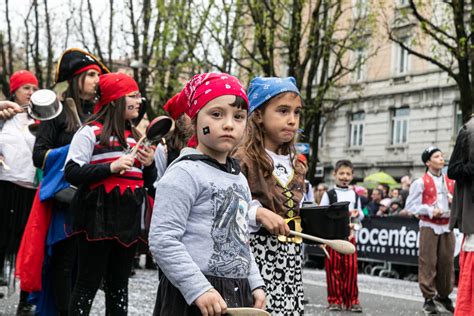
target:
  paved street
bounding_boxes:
[1,267,457,315]
[302,269,455,315]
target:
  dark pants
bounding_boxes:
[418,227,455,299]
[51,236,77,315]
[69,235,136,316]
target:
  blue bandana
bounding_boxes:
[247,76,301,114]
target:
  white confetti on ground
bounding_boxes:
[90,269,159,315]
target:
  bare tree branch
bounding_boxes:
[0,33,9,96]
[33,0,44,87]
[388,30,458,81]
[75,0,92,52]
[407,0,457,45]
[108,0,114,69]
[87,0,105,62]
[43,0,53,87]
[5,0,13,75]
[23,2,34,70]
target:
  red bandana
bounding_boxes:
[94,73,139,113]
[10,70,39,94]
[73,64,102,76]
[183,72,248,119]
[182,73,248,147]
[163,92,187,120]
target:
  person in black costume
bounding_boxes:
[28,48,109,316]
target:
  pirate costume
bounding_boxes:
[405,146,455,314]
[319,185,364,312]
[16,49,109,316]
[0,70,38,311]
[234,76,306,315]
[149,73,265,316]
[64,72,156,316]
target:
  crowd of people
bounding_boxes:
[313,177,413,218]
[0,47,472,316]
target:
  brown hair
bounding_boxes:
[165,114,192,151]
[240,92,300,176]
[86,96,141,148]
[62,72,89,133]
[334,159,354,172]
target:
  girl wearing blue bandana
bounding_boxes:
[234,76,307,315]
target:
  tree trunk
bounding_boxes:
[87,0,105,62]
[33,0,44,88]
[5,0,13,75]
[108,0,114,69]
[43,0,53,87]
[0,33,10,97]
[458,78,474,123]
[128,1,140,83]
[23,4,34,70]
[308,110,322,182]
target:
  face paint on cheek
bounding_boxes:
[203,126,210,135]
[127,105,134,110]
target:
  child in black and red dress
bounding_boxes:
[64,72,156,315]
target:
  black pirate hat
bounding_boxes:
[55,48,109,83]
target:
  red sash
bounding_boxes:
[418,215,449,225]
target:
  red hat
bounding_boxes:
[10,70,39,94]
[94,72,139,113]
[183,72,248,119]
[163,92,187,120]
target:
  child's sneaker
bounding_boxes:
[350,304,363,313]
[328,303,342,311]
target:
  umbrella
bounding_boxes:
[362,172,399,188]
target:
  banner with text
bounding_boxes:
[306,216,463,266]
[356,216,420,265]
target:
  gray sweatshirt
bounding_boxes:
[148,148,264,305]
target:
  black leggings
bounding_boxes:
[51,236,77,315]
[69,235,136,316]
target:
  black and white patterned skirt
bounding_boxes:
[250,234,304,315]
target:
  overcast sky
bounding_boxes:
[1,0,134,60]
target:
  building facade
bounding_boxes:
[317,1,461,183]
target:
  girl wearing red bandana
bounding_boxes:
[154,92,193,184]
[0,70,38,311]
[149,73,265,316]
[64,72,156,315]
